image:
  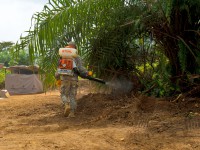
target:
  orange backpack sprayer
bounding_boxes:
[57,46,78,76]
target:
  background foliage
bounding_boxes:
[15,0,200,97]
[0,41,31,89]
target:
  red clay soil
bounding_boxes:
[0,80,200,150]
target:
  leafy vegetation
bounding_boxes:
[0,41,31,67]
[0,41,31,89]
[15,0,200,97]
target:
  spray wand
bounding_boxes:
[74,68,106,84]
[84,76,106,84]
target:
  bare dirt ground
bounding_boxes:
[0,80,200,150]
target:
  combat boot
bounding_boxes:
[64,103,70,117]
[68,111,75,118]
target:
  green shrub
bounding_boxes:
[0,70,5,89]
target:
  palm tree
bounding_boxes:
[16,0,147,89]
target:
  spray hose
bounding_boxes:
[73,68,106,84]
[84,76,106,84]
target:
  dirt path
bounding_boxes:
[0,80,200,150]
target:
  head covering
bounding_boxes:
[68,41,76,46]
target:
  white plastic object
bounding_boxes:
[59,48,77,58]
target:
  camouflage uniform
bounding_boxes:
[58,56,88,117]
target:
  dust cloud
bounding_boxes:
[106,77,133,94]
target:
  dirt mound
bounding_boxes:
[76,92,200,132]
[76,93,138,126]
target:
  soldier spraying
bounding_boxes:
[55,41,92,118]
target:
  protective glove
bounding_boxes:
[88,71,93,76]
[56,79,61,87]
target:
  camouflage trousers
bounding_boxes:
[60,80,78,112]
